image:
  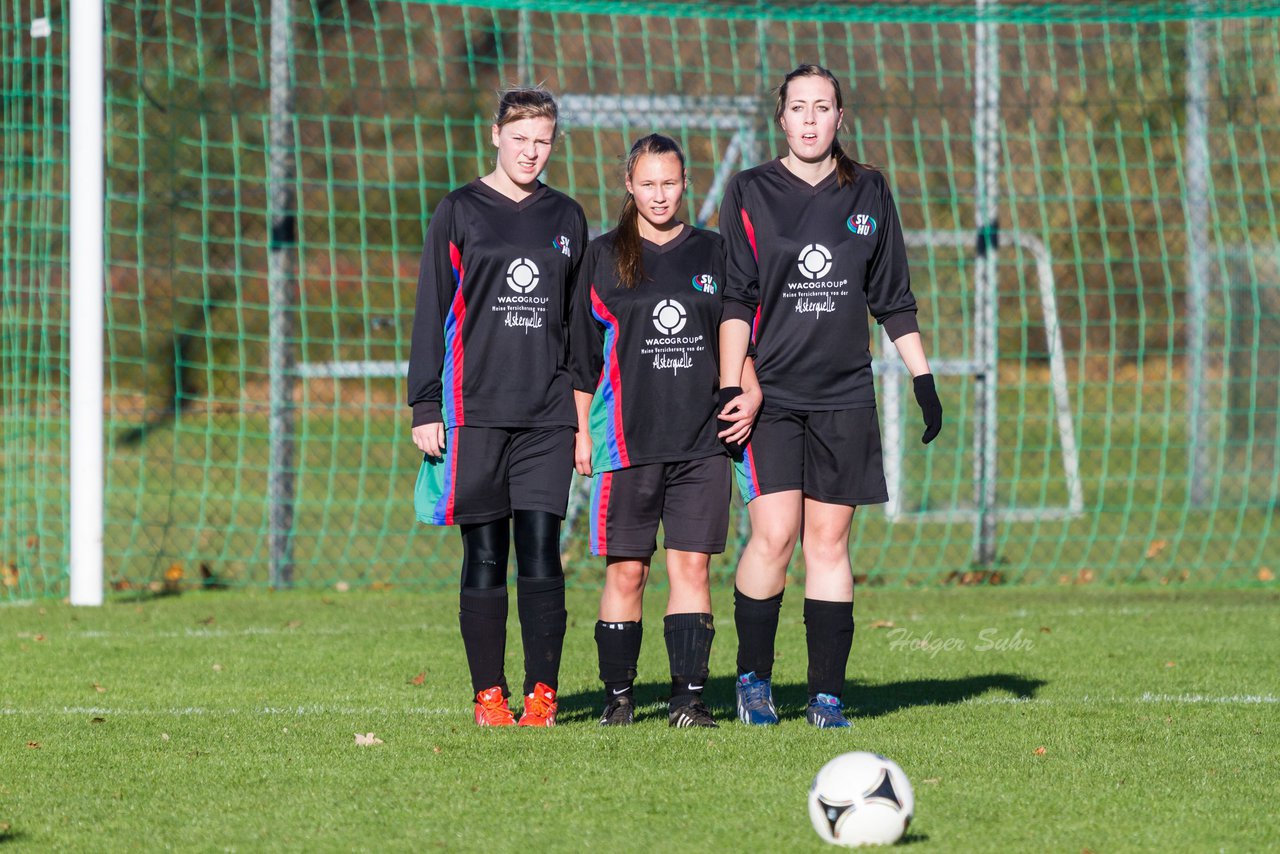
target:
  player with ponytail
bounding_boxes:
[718,65,943,728]
[569,134,760,727]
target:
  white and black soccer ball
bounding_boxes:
[808,752,914,847]
[652,299,687,335]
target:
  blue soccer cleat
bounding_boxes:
[735,671,780,725]
[805,693,852,729]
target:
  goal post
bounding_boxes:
[68,0,104,606]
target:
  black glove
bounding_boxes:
[717,386,744,456]
[913,374,943,444]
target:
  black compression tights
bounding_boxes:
[460,510,563,589]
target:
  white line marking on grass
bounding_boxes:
[954,694,1278,706]
[1136,692,1278,704]
[1,705,461,716]
[2,695,1275,717]
[67,623,456,641]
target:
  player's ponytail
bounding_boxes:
[775,64,869,188]
[614,134,686,289]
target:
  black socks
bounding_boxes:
[459,585,508,697]
[595,619,643,698]
[734,587,784,680]
[804,597,854,699]
[517,576,567,696]
[665,612,714,708]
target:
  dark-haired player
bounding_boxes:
[569,134,760,728]
[408,86,587,727]
[718,65,943,728]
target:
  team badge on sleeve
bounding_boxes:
[692,273,718,294]
[552,235,572,256]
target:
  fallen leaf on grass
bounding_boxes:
[211,663,224,672]
[1039,626,1052,634]
[1,563,18,588]
[1076,569,1096,584]
[333,582,351,593]
[370,581,393,591]
[869,619,896,629]
[161,733,170,741]
[90,717,105,724]
[1033,746,1047,756]
[1259,567,1275,582]
[1145,539,1168,559]
[284,620,302,630]
[1165,661,1176,668]
[432,745,442,754]
[92,682,107,694]
[409,672,426,686]
[354,732,383,746]
[197,615,215,626]
[25,742,40,749]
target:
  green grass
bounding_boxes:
[2,587,1276,851]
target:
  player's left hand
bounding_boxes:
[913,373,943,444]
[717,384,762,448]
[574,431,593,476]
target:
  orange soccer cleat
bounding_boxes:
[473,686,516,727]
[516,682,558,727]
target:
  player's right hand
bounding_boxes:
[412,422,446,459]
[574,431,593,476]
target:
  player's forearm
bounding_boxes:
[719,319,752,387]
[892,332,931,378]
[574,389,594,434]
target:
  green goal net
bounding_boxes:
[2,1,1278,598]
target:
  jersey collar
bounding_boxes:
[641,222,692,255]
[471,177,549,211]
[769,157,840,196]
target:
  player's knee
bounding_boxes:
[750,525,800,564]
[607,561,648,594]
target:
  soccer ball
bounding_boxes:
[808,752,914,847]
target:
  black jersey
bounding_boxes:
[569,225,726,473]
[719,159,919,411]
[407,179,587,429]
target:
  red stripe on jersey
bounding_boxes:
[751,305,762,346]
[447,241,466,424]
[590,287,630,468]
[741,208,758,262]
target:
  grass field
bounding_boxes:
[2,586,1276,851]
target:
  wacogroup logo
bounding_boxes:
[506,257,540,293]
[692,273,717,294]
[552,235,571,257]
[797,243,833,280]
[847,213,877,237]
[652,299,687,335]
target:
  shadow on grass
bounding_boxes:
[0,827,25,845]
[554,673,1046,724]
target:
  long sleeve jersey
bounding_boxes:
[407,179,587,429]
[719,159,919,410]
[569,225,727,473]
